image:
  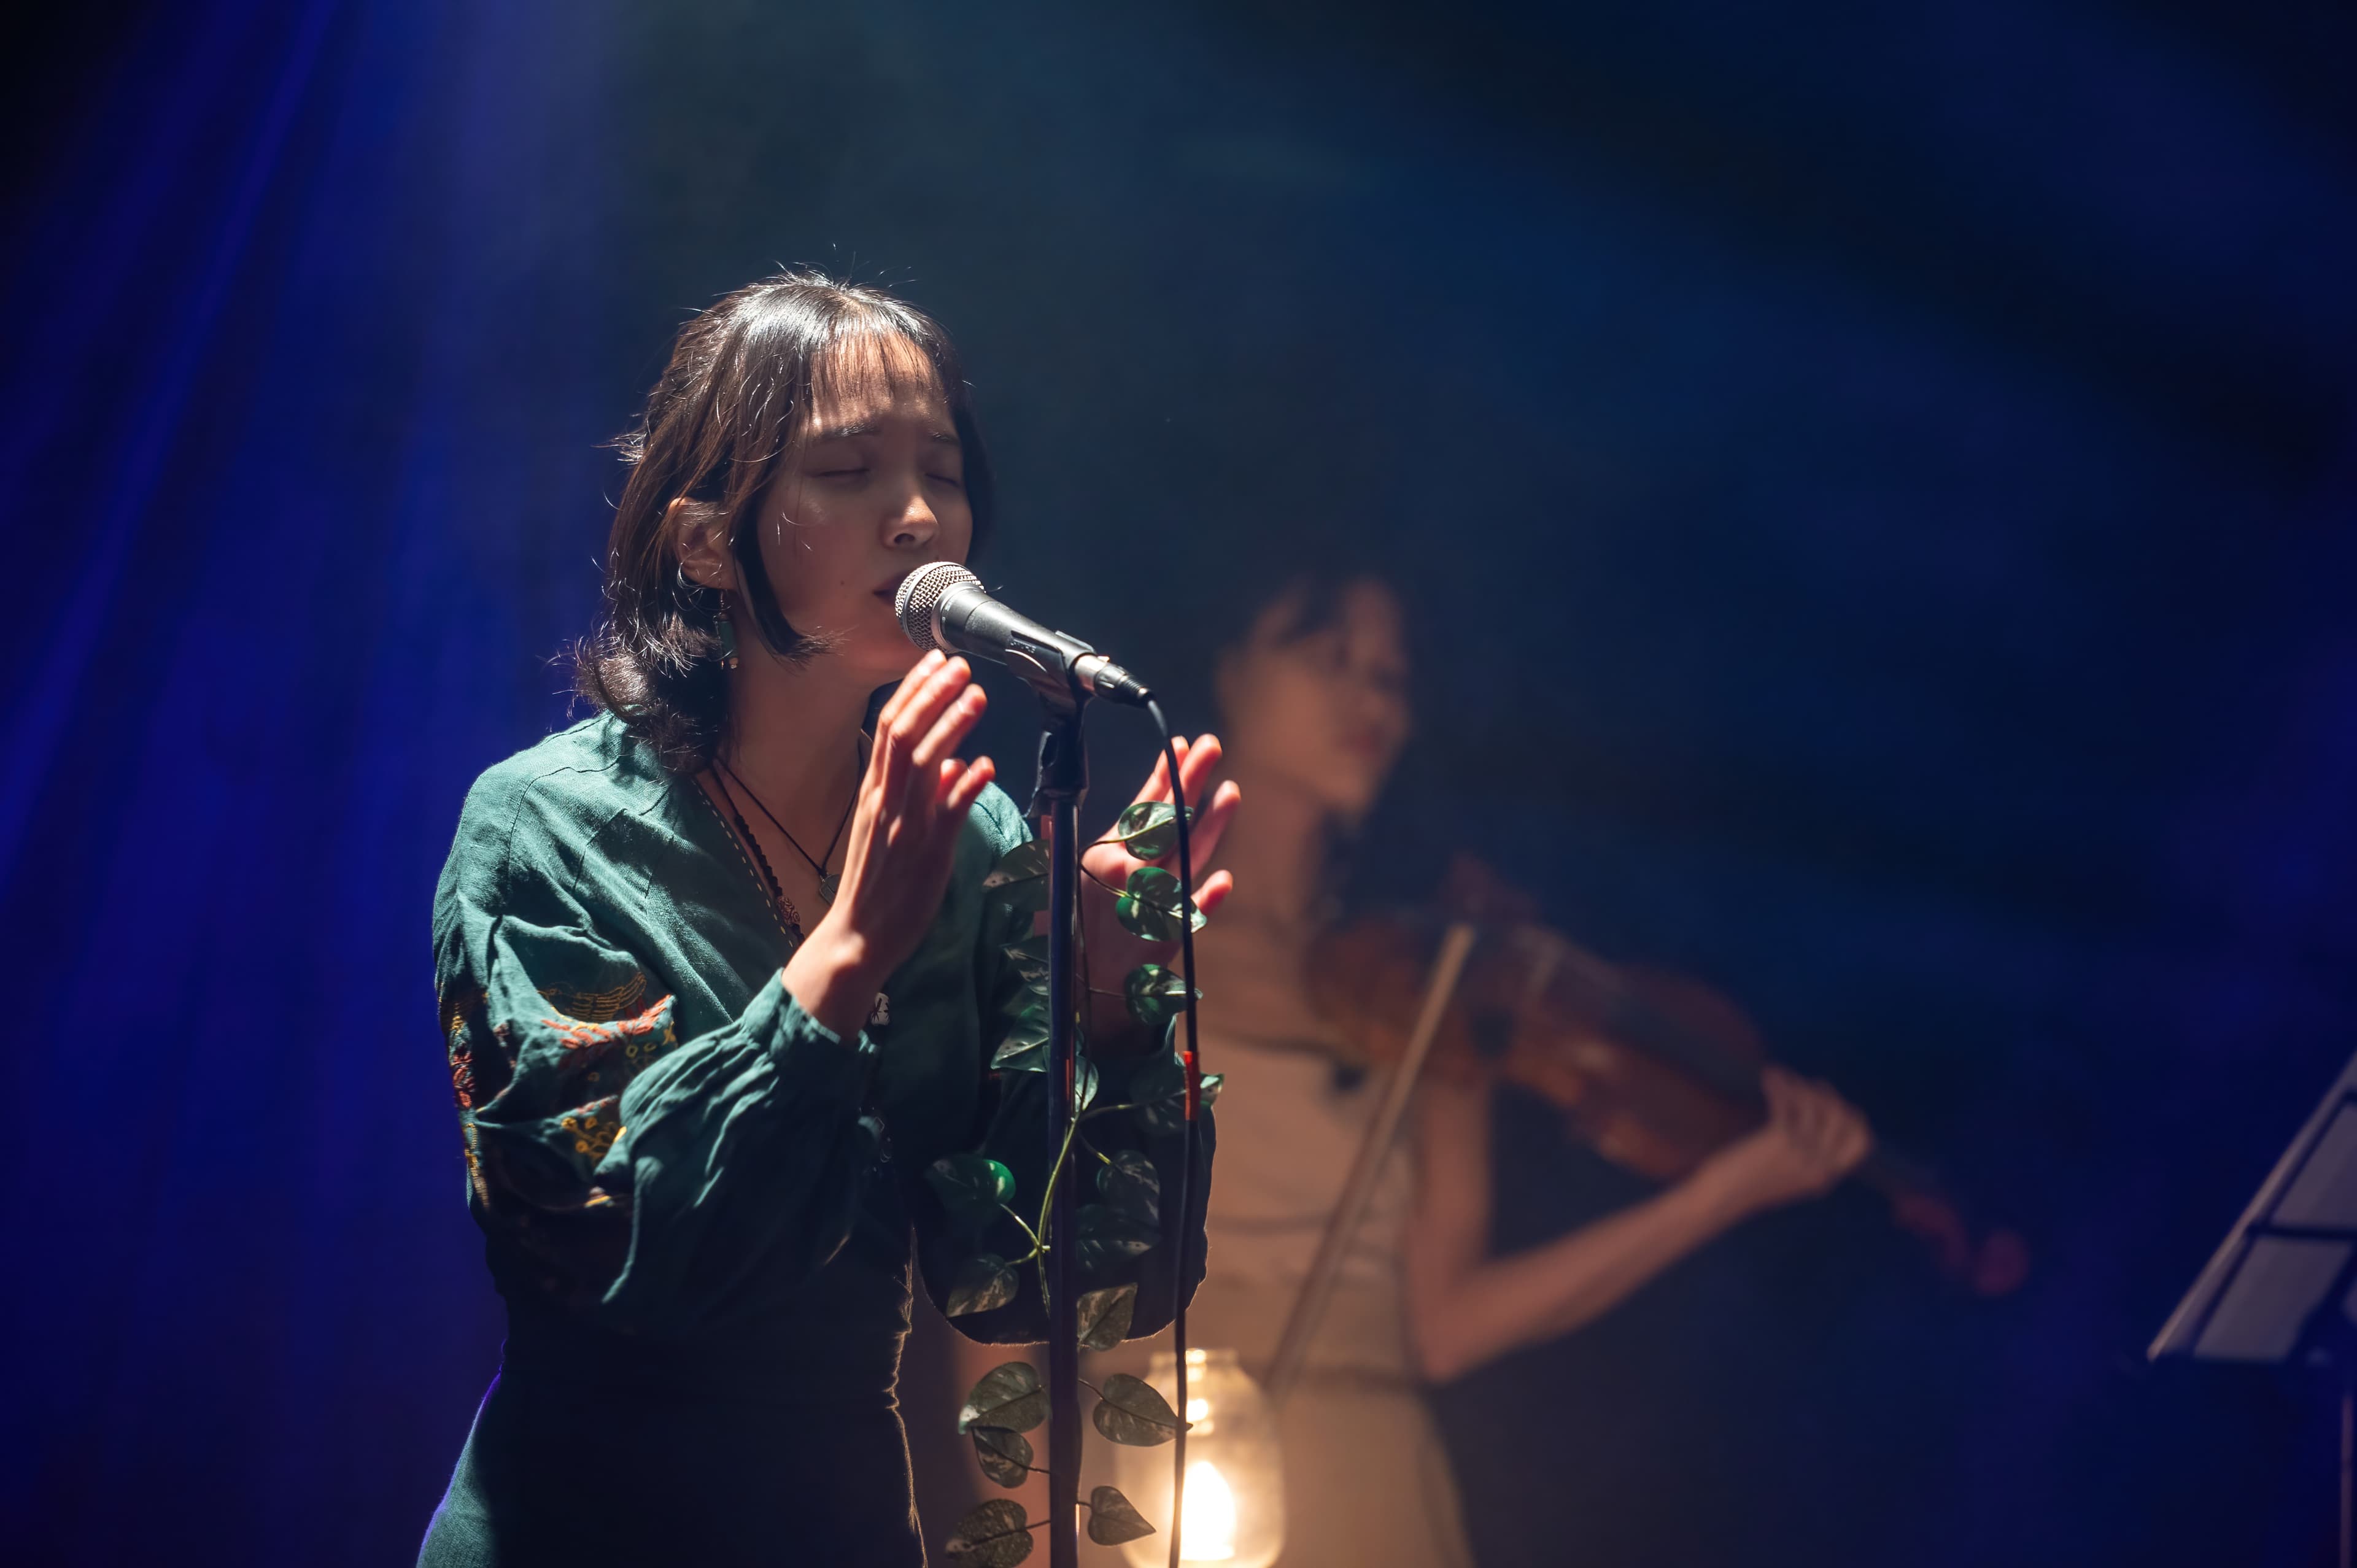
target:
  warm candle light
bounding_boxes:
[1181,1461,1238,1561]
[1115,1350,1283,1568]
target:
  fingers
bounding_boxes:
[1765,1069,1874,1177]
[1186,779,1243,875]
[1823,1094,1875,1174]
[1135,732,1223,811]
[909,681,987,774]
[875,649,945,732]
[1117,733,1237,871]
[879,656,975,793]
[943,755,996,817]
[1789,1076,1830,1152]
[1192,867,1236,916]
[1137,740,1178,806]
[1172,733,1225,809]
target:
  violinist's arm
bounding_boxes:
[1399,1068,1870,1383]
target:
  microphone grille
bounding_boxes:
[893,562,981,652]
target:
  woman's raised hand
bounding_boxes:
[784,651,996,1037]
[1072,733,1243,1049]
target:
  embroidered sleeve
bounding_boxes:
[435,797,878,1338]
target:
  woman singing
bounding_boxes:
[419,273,1237,1566]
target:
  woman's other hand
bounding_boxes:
[786,652,996,1035]
[1697,1066,1875,1218]
[1069,733,1242,1051]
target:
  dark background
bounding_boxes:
[2,1,2353,1563]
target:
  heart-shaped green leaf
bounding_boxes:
[1132,1046,1188,1134]
[946,1254,1019,1318]
[946,1498,1034,1566]
[1198,1071,1225,1109]
[1111,800,1186,862]
[1113,866,1207,943]
[1075,1203,1157,1278]
[983,840,1049,890]
[959,1361,1048,1435]
[1002,932,1050,985]
[970,1425,1034,1488]
[994,875,1050,917]
[1131,1046,1184,1104]
[1122,962,1198,1032]
[1086,1485,1156,1545]
[927,1154,1017,1229]
[991,1005,1052,1072]
[1076,1281,1137,1351]
[1092,1372,1180,1446]
[991,1037,1045,1073]
[1098,1149,1161,1227]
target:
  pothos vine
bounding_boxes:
[931,799,1224,1566]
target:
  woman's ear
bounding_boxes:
[670,497,736,592]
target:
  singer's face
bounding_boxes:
[1218,578,1411,821]
[756,335,973,679]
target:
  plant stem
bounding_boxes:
[1035,1110,1082,1260]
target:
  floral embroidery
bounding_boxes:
[559,1099,623,1161]
[538,971,648,1025]
[461,1121,491,1207]
[449,1040,478,1111]
[538,993,679,1075]
[441,984,489,1111]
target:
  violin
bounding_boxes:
[1304,859,2029,1297]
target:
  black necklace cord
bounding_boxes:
[714,738,862,882]
[1142,698,1201,1568]
[708,767,802,941]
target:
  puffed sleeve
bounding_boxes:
[434,779,879,1339]
[911,791,1216,1345]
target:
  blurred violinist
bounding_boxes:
[1160,569,1875,1568]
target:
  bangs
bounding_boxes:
[803,314,951,427]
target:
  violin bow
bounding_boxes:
[1264,922,1480,1408]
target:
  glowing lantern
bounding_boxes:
[1113,1348,1285,1568]
[1180,1460,1237,1559]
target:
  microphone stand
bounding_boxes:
[1027,666,1090,1568]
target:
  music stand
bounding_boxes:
[2153,1046,2357,1567]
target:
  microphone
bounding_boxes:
[893,562,1153,707]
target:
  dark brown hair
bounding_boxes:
[573,271,996,772]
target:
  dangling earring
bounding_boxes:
[717,591,741,671]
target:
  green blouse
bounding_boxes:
[432,714,1210,1358]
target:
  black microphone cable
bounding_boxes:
[1140,696,1202,1568]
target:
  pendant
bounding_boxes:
[819,872,839,906]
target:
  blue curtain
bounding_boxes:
[0,4,622,1558]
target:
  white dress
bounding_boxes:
[1088,1029,1475,1568]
